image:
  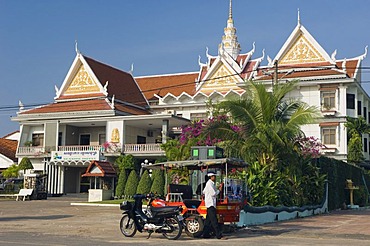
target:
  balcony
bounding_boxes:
[17,146,46,157]
[17,144,164,157]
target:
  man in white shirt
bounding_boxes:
[202,172,226,240]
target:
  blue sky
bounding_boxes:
[1,0,369,137]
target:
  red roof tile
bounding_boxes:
[83,56,148,108]
[20,99,112,114]
[336,59,359,78]
[0,138,17,162]
[136,72,198,99]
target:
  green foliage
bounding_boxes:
[2,164,20,179]
[345,116,370,139]
[115,168,127,198]
[150,169,165,196]
[137,170,152,195]
[246,162,284,206]
[347,132,365,165]
[18,157,33,171]
[208,80,319,168]
[161,139,196,161]
[124,170,139,198]
[115,154,135,172]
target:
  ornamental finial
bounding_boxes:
[229,0,233,20]
[297,8,301,26]
[75,40,80,54]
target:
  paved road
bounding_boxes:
[0,195,370,245]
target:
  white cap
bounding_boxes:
[207,172,217,177]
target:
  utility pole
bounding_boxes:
[274,60,278,87]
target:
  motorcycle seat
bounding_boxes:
[151,206,181,213]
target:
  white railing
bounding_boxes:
[123,144,163,153]
[17,146,45,155]
[58,145,103,152]
[17,144,164,156]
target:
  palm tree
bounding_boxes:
[344,116,370,164]
[345,116,370,138]
[207,80,320,168]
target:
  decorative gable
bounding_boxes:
[272,23,333,66]
[63,64,101,95]
[199,61,242,93]
[280,34,326,65]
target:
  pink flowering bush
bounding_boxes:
[179,115,240,146]
[295,136,325,159]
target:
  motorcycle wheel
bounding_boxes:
[162,216,182,240]
[120,214,137,237]
[185,216,204,238]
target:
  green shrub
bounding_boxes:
[124,170,139,199]
[137,170,152,195]
[115,168,127,198]
[150,169,165,196]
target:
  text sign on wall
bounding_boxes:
[51,151,100,161]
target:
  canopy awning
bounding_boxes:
[143,158,248,170]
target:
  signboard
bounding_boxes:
[51,151,100,161]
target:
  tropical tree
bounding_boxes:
[115,154,135,172]
[345,116,370,164]
[18,157,33,172]
[206,80,320,168]
[345,116,370,138]
[347,131,365,164]
[2,164,20,179]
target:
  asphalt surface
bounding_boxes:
[0,195,370,246]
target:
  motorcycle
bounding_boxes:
[119,194,183,240]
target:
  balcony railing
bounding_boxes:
[58,145,103,152]
[123,144,163,153]
[17,146,46,156]
[17,144,164,156]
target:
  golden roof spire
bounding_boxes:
[229,0,233,20]
[219,0,240,59]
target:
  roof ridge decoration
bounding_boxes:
[272,11,334,66]
[219,0,241,60]
[55,54,107,100]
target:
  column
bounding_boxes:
[162,119,169,144]
[60,166,65,194]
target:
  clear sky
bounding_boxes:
[1,0,369,137]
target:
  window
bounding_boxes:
[346,94,355,109]
[364,107,367,120]
[321,91,335,110]
[364,138,368,153]
[190,113,207,121]
[358,101,362,115]
[322,128,336,145]
[80,134,90,145]
[32,133,44,146]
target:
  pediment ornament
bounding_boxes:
[64,64,100,95]
[280,34,325,64]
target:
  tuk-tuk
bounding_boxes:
[143,157,248,237]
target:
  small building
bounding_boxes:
[82,161,117,202]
